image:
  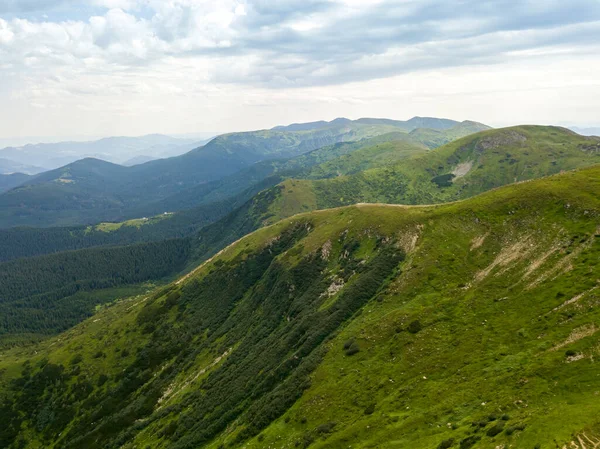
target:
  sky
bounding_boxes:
[1,0,600,142]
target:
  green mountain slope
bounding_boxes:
[263,126,600,222]
[0,118,488,229]
[0,121,487,261]
[0,165,599,449]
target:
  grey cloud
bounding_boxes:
[212,0,600,86]
[2,0,600,90]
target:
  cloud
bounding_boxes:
[2,0,600,88]
[0,0,600,138]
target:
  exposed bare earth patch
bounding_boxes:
[552,286,599,312]
[397,224,424,254]
[523,245,560,278]
[321,240,332,259]
[321,276,344,298]
[452,161,473,178]
[470,232,489,250]
[528,228,600,289]
[552,324,598,351]
[474,236,534,282]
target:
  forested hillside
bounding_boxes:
[0,239,191,346]
[0,165,598,449]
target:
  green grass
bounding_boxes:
[93,213,173,232]
[1,165,599,449]
[265,125,600,217]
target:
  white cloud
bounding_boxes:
[0,0,599,139]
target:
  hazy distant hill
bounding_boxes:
[122,155,158,166]
[570,126,600,136]
[0,158,46,175]
[273,116,463,132]
[0,134,207,169]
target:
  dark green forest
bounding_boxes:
[0,239,191,344]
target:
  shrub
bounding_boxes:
[460,435,480,449]
[505,423,526,435]
[364,404,376,415]
[486,422,505,436]
[431,174,456,188]
[407,320,422,334]
[565,349,577,357]
[437,438,455,449]
[316,422,336,434]
[97,374,109,387]
[344,341,360,356]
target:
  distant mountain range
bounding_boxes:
[0,158,46,175]
[0,134,210,171]
[122,155,159,166]
[0,117,490,228]
[569,126,600,136]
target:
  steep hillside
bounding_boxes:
[0,122,487,258]
[1,126,595,345]
[0,166,599,449]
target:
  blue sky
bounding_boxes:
[1,0,599,140]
